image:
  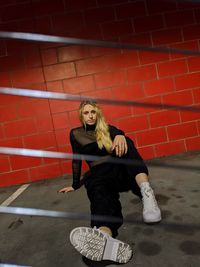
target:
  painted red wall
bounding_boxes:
[0,0,200,187]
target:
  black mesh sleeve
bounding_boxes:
[109,125,125,140]
[70,130,82,190]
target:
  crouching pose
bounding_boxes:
[59,101,161,264]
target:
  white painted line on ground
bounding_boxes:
[0,184,30,207]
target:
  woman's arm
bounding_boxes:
[109,125,128,157]
[70,129,82,190]
[59,129,82,193]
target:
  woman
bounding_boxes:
[59,101,161,264]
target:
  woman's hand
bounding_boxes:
[58,186,75,193]
[111,135,128,157]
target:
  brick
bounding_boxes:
[10,156,42,170]
[144,78,174,96]
[112,83,145,101]
[137,146,155,160]
[155,140,186,157]
[98,0,128,6]
[0,137,23,147]
[0,124,4,139]
[46,80,64,93]
[0,105,17,122]
[0,94,25,106]
[132,96,162,115]
[68,110,81,128]
[118,115,149,133]
[84,7,115,24]
[146,0,177,14]
[6,40,27,55]
[23,132,57,149]
[95,70,126,89]
[149,110,180,128]
[77,51,139,76]
[0,156,10,173]
[187,56,200,72]
[0,72,11,87]
[63,76,94,93]
[58,45,90,62]
[193,88,200,104]
[157,59,188,78]
[23,45,41,69]
[152,29,182,45]
[175,73,200,90]
[170,41,199,59]
[1,2,33,21]
[76,57,108,76]
[11,68,45,87]
[52,112,70,130]
[52,13,85,35]
[0,169,30,187]
[168,122,198,140]
[120,33,152,46]
[136,128,167,146]
[163,91,193,107]
[18,99,50,118]
[194,9,200,23]
[180,106,200,122]
[89,47,118,57]
[139,50,169,65]
[165,10,194,27]
[183,24,200,41]
[66,0,97,11]
[17,18,36,33]
[35,16,53,35]
[29,163,62,182]
[43,63,76,82]
[0,40,6,57]
[0,55,25,72]
[134,15,164,33]
[105,105,132,120]
[5,118,37,138]
[32,0,65,16]
[186,136,200,151]
[101,19,133,39]
[55,129,70,146]
[0,0,16,7]
[127,65,157,83]
[35,115,54,132]
[49,100,79,113]
[178,1,200,9]
[116,2,146,19]
[41,48,58,66]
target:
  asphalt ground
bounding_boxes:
[0,150,200,267]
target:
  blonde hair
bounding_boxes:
[79,101,112,153]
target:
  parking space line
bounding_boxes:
[0,184,30,207]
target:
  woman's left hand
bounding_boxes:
[111,135,128,157]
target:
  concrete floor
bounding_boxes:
[0,151,200,267]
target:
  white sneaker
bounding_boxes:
[142,187,162,223]
[69,226,133,263]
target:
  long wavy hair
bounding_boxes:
[79,101,112,153]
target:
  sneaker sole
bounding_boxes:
[69,227,133,263]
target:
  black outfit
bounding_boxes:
[70,124,148,237]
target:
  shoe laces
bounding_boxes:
[142,188,158,211]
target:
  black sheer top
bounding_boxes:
[70,124,124,189]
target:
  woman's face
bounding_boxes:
[82,104,97,125]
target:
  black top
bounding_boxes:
[70,125,124,189]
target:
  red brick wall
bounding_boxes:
[0,0,200,187]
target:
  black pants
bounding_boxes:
[84,137,148,237]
